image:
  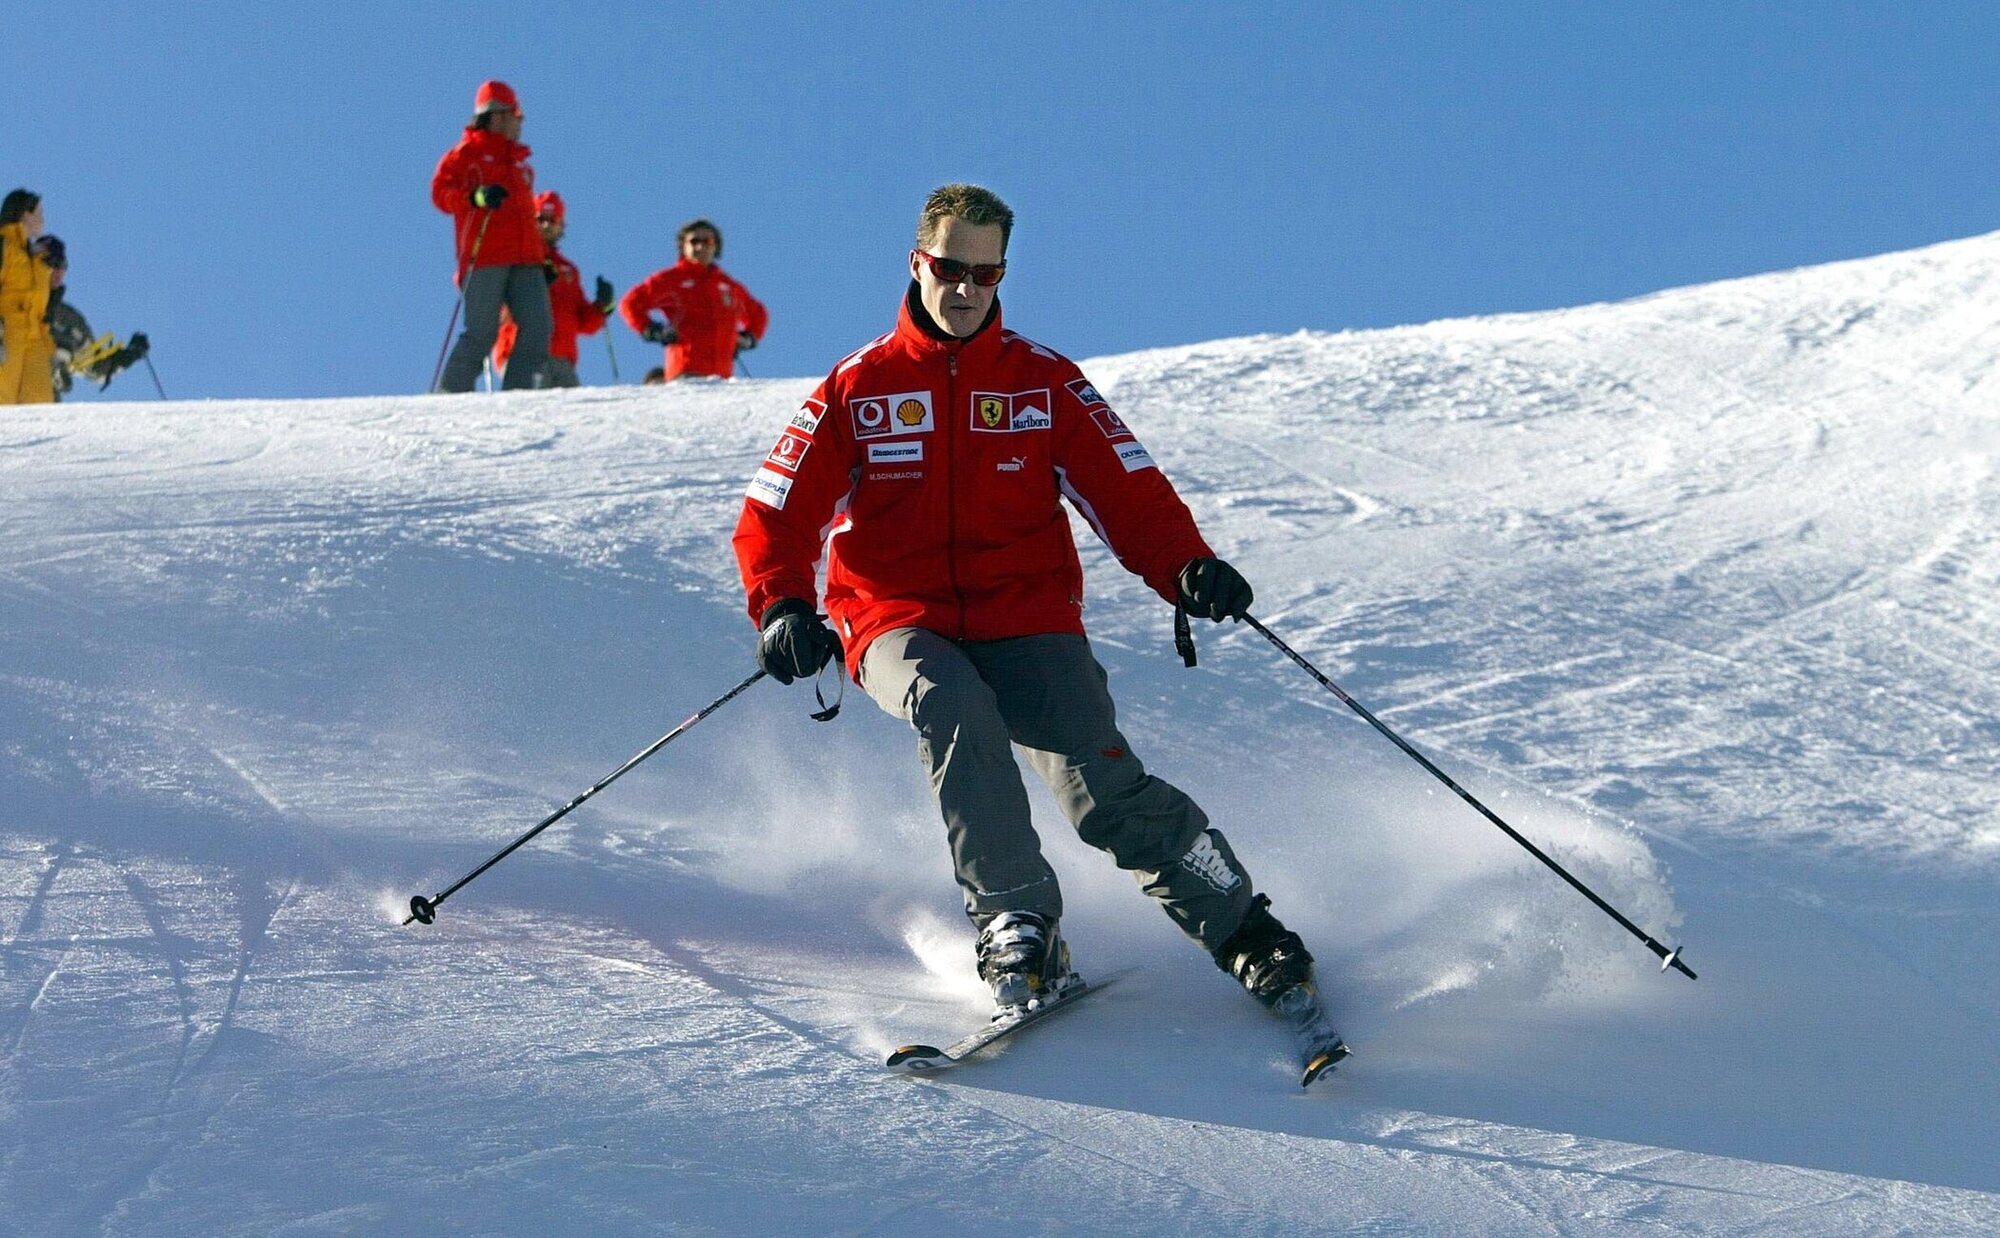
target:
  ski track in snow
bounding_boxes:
[3,232,2000,1232]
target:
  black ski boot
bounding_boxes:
[976,911,1075,1012]
[1212,895,1350,1086]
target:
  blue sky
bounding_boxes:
[7,4,1997,400]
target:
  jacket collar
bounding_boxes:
[460,127,531,159]
[895,281,1003,363]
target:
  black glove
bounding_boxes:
[735,330,757,354]
[758,598,838,685]
[641,319,678,345]
[471,184,509,209]
[594,276,615,313]
[1178,557,1254,622]
[542,259,560,286]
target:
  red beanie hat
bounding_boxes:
[534,190,565,222]
[474,80,520,115]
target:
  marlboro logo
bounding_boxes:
[970,389,1052,433]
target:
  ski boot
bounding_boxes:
[1213,895,1350,1086]
[976,911,1078,1014]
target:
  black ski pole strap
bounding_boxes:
[1174,605,1197,668]
[809,649,846,722]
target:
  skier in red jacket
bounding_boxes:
[429,80,552,392]
[495,191,613,387]
[733,184,1343,1068]
[619,219,767,380]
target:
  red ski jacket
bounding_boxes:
[618,259,768,379]
[733,287,1213,673]
[495,248,605,368]
[430,129,541,272]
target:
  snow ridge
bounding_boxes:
[3,231,1998,1232]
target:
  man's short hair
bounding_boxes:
[916,183,1013,254]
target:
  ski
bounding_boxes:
[1301,1038,1351,1087]
[1274,980,1350,1088]
[886,973,1101,1073]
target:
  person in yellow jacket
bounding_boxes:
[0,189,58,405]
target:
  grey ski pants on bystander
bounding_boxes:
[439,264,553,393]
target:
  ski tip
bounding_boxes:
[1301,1041,1351,1088]
[886,1044,947,1071]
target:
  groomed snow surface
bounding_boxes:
[4,232,1999,1234]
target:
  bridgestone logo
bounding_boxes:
[868,441,923,464]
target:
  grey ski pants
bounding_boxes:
[859,627,1256,951]
[438,264,553,393]
[499,355,579,389]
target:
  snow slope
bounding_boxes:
[4,230,1999,1233]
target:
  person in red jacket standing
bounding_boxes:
[494,191,613,388]
[430,80,552,392]
[619,219,767,380]
[732,184,1344,1074]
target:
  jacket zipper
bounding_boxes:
[945,351,966,638]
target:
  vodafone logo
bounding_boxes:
[852,399,889,437]
[766,430,811,472]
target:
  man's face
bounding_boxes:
[23,202,43,240]
[911,217,1004,338]
[490,107,522,141]
[538,213,565,246]
[681,229,718,265]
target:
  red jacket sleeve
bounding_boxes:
[430,142,474,215]
[1049,364,1211,604]
[732,378,856,622]
[619,267,682,334]
[733,277,769,342]
[565,261,606,336]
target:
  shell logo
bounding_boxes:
[896,399,928,427]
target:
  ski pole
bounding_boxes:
[428,210,494,392]
[143,355,167,400]
[603,329,621,383]
[1239,613,1696,980]
[402,668,768,927]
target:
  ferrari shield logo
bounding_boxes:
[978,396,1007,428]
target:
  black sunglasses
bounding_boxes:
[912,249,1006,287]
